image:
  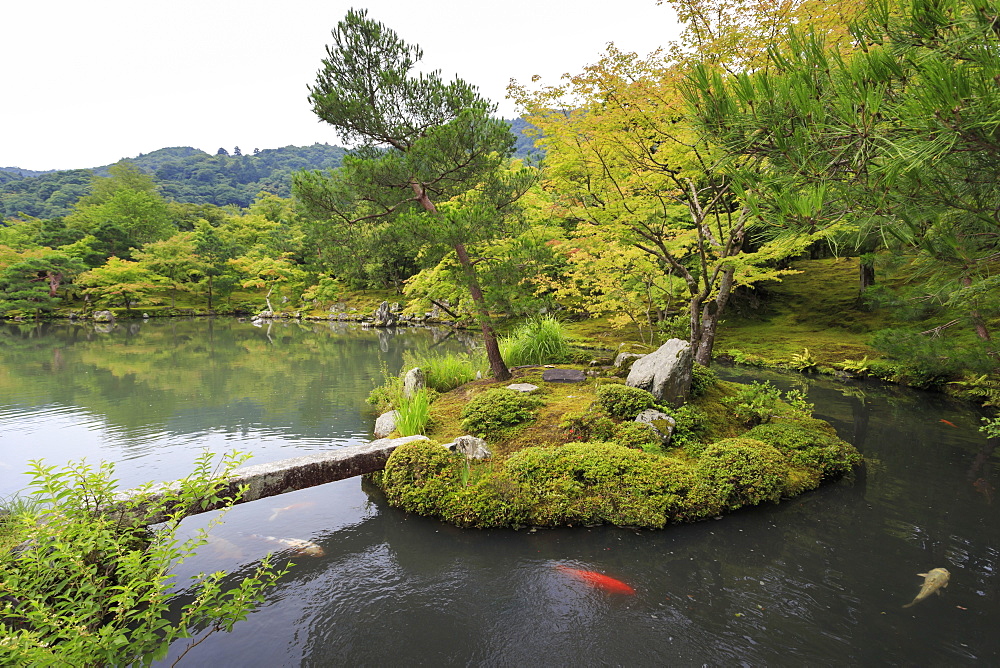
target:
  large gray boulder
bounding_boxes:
[373,301,398,327]
[626,339,693,407]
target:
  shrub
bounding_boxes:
[693,437,790,511]
[668,405,710,457]
[396,388,431,436]
[722,381,783,427]
[595,384,657,420]
[689,362,718,398]
[745,420,861,479]
[367,361,404,413]
[460,388,542,441]
[0,453,286,666]
[613,422,661,453]
[559,408,616,442]
[381,439,463,514]
[500,315,572,366]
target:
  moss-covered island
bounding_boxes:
[368,361,861,530]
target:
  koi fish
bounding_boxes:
[973,477,994,504]
[205,534,244,560]
[268,501,317,522]
[940,419,958,428]
[555,564,636,595]
[247,533,325,557]
[903,567,950,608]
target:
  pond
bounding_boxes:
[1,319,998,665]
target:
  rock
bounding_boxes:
[142,313,149,319]
[542,368,586,383]
[626,339,693,407]
[373,410,399,438]
[402,367,426,399]
[635,409,677,446]
[373,301,398,327]
[92,310,115,323]
[443,435,492,460]
[506,383,539,393]
[614,352,645,371]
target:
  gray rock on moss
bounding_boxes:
[626,339,693,407]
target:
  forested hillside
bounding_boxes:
[0,121,539,220]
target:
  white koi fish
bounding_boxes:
[268,501,316,522]
[903,567,950,608]
[247,533,325,557]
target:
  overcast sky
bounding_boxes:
[3,0,680,171]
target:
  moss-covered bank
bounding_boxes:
[369,366,862,529]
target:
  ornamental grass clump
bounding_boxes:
[404,350,480,393]
[396,388,431,436]
[500,315,572,366]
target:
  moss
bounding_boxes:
[595,383,657,420]
[745,419,862,479]
[460,388,543,442]
[381,440,462,515]
[692,437,790,512]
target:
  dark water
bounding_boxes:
[1,320,998,666]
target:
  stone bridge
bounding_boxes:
[112,435,428,526]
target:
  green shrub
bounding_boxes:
[500,443,696,527]
[367,361,404,413]
[381,440,463,514]
[595,384,657,420]
[669,405,710,457]
[0,454,286,666]
[613,422,661,453]
[396,388,431,436]
[559,408,616,442]
[689,362,717,398]
[460,388,542,441]
[693,437,790,511]
[500,315,572,366]
[745,420,861,479]
[722,381,783,427]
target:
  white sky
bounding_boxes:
[3,0,680,171]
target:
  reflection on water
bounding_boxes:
[3,322,999,665]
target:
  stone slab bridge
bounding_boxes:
[111,435,428,526]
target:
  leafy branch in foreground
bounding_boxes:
[0,452,288,666]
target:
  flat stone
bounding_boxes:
[506,383,540,393]
[542,368,586,383]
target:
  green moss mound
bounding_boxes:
[744,419,862,479]
[692,437,790,512]
[594,383,657,420]
[460,388,542,441]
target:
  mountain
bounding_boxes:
[0,121,541,221]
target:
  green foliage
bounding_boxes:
[980,416,1000,440]
[689,362,718,398]
[0,453,287,666]
[559,408,616,442]
[460,388,542,441]
[613,422,662,453]
[870,328,995,388]
[722,381,784,427]
[789,347,817,372]
[745,420,861,479]
[499,315,572,366]
[403,350,481,393]
[594,384,657,420]
[669,404,711,458]
[381,439,464,514]
[693,438,790,511]
[951,374,1000,409]
[396,388,431,436]
[366,362,405,413]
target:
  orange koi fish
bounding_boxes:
[555,564,636,595]
[268,501,317,522]
[940,419,958,428]
[247,533,325,557]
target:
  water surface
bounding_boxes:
[1,320,997,666]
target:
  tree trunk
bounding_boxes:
[693,266,736,366]
[859,259,875,291]
[962,276,992,341]
[47,272,62,298]
[454,243,511,381]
